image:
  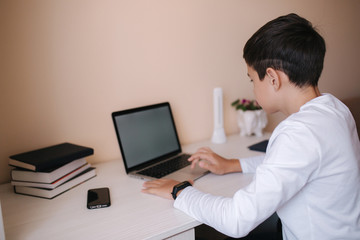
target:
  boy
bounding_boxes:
[142,13,360,239]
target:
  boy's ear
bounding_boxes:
[266,68,281,91]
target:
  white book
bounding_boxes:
[14,168,96,199]
[11,158,87,183]
[11,163,91,189]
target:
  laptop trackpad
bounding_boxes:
[166,165,209,182]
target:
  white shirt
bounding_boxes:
[174,94,360,239]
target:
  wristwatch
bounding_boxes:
[171,181,192,200]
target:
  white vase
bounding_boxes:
[237,109,267,137]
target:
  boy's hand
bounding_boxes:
[142,179,193,200]
[188,147,242,175]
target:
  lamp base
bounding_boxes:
[211,128,226,144]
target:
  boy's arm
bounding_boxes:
[240,155,266,173]
[187,147,242,175]
[142,149,266,200]
[142,148,245,200]
[188,147,265,174]
[174,127,320,238]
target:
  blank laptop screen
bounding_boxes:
[113,104,180,169]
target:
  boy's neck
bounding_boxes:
[281,85,320,116]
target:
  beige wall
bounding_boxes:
[1,0,359,184]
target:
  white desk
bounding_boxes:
[0,133,269,240]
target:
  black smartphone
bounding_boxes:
[87,187,111,209]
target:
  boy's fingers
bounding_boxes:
[190,159,198,169]
[141,188,151,194]
[199,160,212,171]
[142,179,164,188]
[189,152,208,161]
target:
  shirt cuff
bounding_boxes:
[173,186,193,208]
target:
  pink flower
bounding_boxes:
[231,98,262,111]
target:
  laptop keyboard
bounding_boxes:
[138,154,191,178]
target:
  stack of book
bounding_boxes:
[9,143,96,199]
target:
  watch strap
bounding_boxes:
[171,181,192,200]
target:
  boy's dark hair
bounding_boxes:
[243,13,326,87]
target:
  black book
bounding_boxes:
[9,143,94,171]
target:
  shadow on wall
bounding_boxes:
[342,97,360,139]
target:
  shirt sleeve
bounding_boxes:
[174,124,320,238]
[239,155,265,173]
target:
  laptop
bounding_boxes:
[112,102,208,181]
